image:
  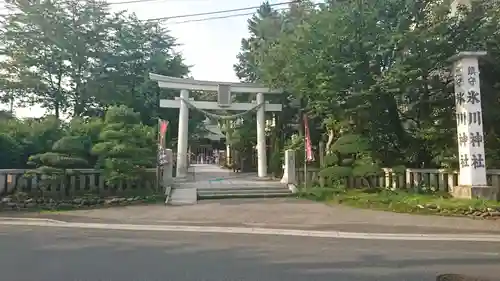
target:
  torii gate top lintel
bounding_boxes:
[149,73,282,94]
[150,72,282,179]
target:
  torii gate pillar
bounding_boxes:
[150,74,283,178]
[256,92,267,178]
[177,89,190,178]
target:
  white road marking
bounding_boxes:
[1,219,500,242]
[0,217,67,223]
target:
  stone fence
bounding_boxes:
[0,168,159,198]
[297,167,500,192]
[5,165,500,199]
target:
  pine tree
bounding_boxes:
[92,105,155,186]
[26,135,90,196]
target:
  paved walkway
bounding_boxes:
[181,164,283,189]
[14,198,500,235]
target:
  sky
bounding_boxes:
[1,0,288,118]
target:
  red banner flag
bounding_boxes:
[158,119,169,148]
[303,114,314,162]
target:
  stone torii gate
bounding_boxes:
[149,73,283,179]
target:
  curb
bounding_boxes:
[1,219,500,242]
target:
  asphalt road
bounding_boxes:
[1,226,500,281]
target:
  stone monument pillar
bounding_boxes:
[450,52,497,200]
[447,0,497,199]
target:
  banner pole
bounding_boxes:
[303,114,307,189]
[303,113,314,189]
[156,118,161,192]
[304,142,307,189]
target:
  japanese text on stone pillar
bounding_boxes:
[454,57,487,186]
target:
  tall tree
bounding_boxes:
[0,0,206,146]
[254,0,500,169]
[233,1,318,173]
[92,105,155,185]
[85,14,189,124]
[0,0,111,118]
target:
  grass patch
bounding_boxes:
[299,186,500,218]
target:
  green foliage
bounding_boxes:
[0,0,191,173]
[0,105,157,191]
[330,134,370,155]
[0,116,65,169]
[299,187,500,217]
[319,166,353,178]
[26,134,90,193]
[319,134,381,186]
[0,105,160,193]
[227,119,257,153]
[0,0,200,142]
[92,105,155,186]
[225,118,257,171]
[269,139,282,177]
[232,2,299,167]
[284,134,304,151]
[0,0,215,194]
[28,136,89,169]
[284,134,305,167]
[0,133,23,169]
[235,0,500,170]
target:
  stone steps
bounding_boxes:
[197,186,293,200]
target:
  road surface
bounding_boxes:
[1,225,499,281]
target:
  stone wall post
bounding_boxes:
[281,149,298,193]
[163,149,173,204]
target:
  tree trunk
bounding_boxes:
[325,129,335,154]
